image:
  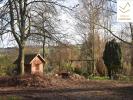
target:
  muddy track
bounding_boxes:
[0,80,133,100]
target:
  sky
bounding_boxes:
[0,0,131,48]
[0,0,80,48]
[57,0,81,44]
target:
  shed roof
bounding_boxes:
[25,54,37,64]
[14,54,45,64]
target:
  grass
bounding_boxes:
[0,96,22,100]
[118,76,133,82]
[89,76,109,80]
[88,75,133,82]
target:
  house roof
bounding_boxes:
[14,54,45,64]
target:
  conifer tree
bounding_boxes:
[103,39,122,79]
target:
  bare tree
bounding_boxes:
[0,0,71,75]
[74,0,105,75]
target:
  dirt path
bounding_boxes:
[0,80,133,100]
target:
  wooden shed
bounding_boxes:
[24,54,46,74]
[14,54,46,75]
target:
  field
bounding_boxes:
[0,75,132,100]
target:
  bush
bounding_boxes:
[0,56,16,76]
[44,65,54,73]
[103,39,122,79]
[74,67,90,78]
[62,61,74,72]
[74,67,82,75]
[0,64,16,76]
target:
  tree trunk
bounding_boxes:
[43,36,46,58]
[43,36,46,72]
[17,44,25,75]
[20,46,25,75]
[107,67,112,79]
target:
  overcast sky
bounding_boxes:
[0,0,129,48]
[0,0,80,48]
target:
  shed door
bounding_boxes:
[25,64,31,74]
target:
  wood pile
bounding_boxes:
[0,74,52,87]
[16,74,52,87]
[0,73,86,88]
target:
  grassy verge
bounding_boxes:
[88,75,133,82]
[89,76,109,80]
[0,96,22,100]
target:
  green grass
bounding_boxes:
[89,76,109,80]
[118,76,133,82]
[88,75,133,82]
[0,96,22,100]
